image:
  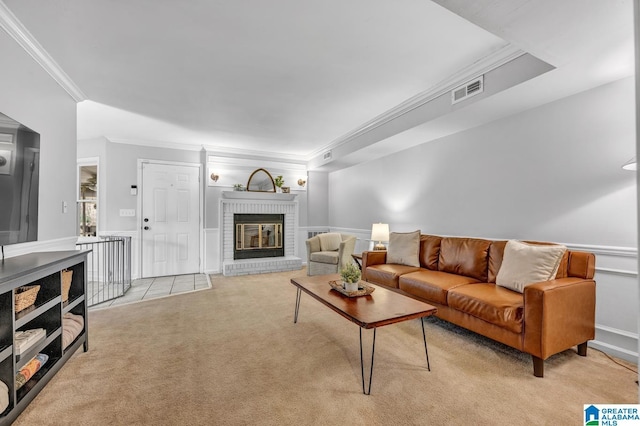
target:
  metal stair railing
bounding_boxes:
[76,235,132,307]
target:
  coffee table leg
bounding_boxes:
[359,328,377,395]
[294,287,302,323]
[421,317,430,371]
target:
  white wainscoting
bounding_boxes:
[331,227,639,363]
[581,245,638,363]
[204,228,220,274]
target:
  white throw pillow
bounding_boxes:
[387,230,420,267]
[496,240,567,293]
[318,233,342,251]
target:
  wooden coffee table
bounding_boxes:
[290,274,437,395]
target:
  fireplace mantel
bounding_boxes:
[222,191,297,201]
[219,192,301,276]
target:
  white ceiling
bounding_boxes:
[1,0,635,169]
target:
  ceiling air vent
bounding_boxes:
[451,75,484,105]
[323,150,332,161]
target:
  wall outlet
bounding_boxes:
[119,209,136,217]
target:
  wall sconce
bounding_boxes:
[297,178,306,187]
[371,223,389,250]
[622,157,636,171]
[210,172,220,182]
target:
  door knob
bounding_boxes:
[144,226,149,230]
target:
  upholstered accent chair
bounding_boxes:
[306,233,357,276]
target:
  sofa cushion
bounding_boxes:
[448,284,524,334]
[419,235,441,270]
[318,233,342,251]
[488,240,508,283]
[438,237,491,282]
[307,235,321,253]
[496,240,567,293]
[399,270,480,305]
[365,264,421,288]
[310,251,339,265]
[387,230,420,267]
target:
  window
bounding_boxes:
[78,164,98,237]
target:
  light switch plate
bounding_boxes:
[119,209,136,217]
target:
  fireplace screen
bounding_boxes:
[236,223,282,250]
[234,214,284,259]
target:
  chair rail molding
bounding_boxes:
[2,236,78,259]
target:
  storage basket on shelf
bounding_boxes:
[14,285,40,313]
[61,269,73,303]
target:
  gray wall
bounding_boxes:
[78,140,202,232]
[0,28,78,254]
[306,170,329,227]
[329,77,636,246]
[327,76,638,361]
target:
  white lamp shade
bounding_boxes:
[622,156,637,171]
[371,223,389,242]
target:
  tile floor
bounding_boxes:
[90,274,210,310]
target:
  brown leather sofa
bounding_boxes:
[361,235,596,377]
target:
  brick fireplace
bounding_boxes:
[220,191,302,276]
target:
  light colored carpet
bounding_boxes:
[13,269,638,425]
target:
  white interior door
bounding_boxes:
[141,162,200,278]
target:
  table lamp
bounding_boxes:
[371,223,389,250]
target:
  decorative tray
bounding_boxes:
[328,280,375,298]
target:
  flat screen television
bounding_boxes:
[0,112,40,246]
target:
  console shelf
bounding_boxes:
[0,250,89,425]
[0,347,10,364]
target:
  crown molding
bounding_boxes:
[206,155,307,170]
[0,117,18,129]
[307,43,525,160]
[201,143,307,163]
[106,136,308,164]
[107,137,204,152]
[0,1,86,102]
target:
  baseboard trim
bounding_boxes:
[592,324,639,363]
[589,340,638,364]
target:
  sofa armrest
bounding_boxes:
[362,250,387,268]
[523,277,596,360]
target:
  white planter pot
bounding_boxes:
[344,281,358,292]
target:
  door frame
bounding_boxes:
[136,159,204,277]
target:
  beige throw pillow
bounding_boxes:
[387,230,420,267]
[318,233,342,251]
[496,240,567,293]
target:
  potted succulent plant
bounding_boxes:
[340,262,361,292]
